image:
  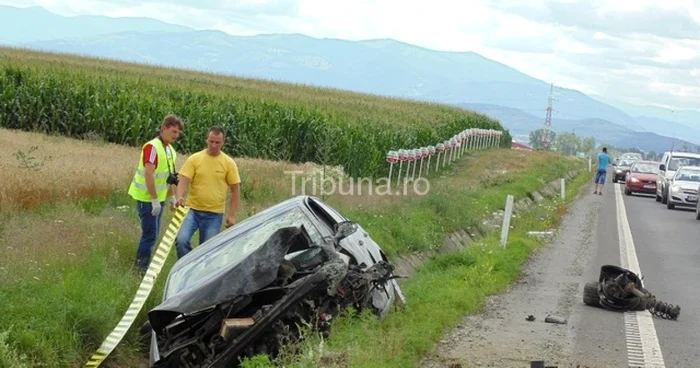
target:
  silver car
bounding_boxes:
[666,166,700,210]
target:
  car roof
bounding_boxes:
[670,151,700,158]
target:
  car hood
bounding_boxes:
[629,173,656,181]
[671,180,700,190]
[616,166,631,171]
[147,225,312,333]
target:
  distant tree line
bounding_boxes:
[527,128,674,161]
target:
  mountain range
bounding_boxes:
[2,5,699,153]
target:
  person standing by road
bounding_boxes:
[128,114,184,273]
[594,147,611,195]
[175,125,241,258]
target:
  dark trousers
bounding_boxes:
[135,200,164,272]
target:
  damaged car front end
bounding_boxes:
[144,195,405,367]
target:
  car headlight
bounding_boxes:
[672,185,682,192]
[616,169,622,173]
[630,177,639,182]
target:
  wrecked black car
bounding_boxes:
[144,195,406,367]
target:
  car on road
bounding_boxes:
[656,151,700,203]
[664,166,700,210]
[612,158,637,183]
[624,160,660,195]
[144,195,405,367]
[620,152,643,161]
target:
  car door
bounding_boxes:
[657,152,669,197]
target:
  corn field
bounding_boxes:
[0,47,512,178]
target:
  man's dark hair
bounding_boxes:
[208,125,226,138]
[602,147,607,153]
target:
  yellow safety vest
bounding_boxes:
[128,137,177,202]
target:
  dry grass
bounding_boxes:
[0,128,140,210]
[0,127,319,212]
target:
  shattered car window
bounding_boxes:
[165,207,324,299]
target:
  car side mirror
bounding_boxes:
[333,220,358,241]
[659,164,665,171]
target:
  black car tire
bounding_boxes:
[583,281,600,307]
[667,199,675,210]
[696,204,700,220]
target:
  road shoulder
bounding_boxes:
[421,179,627,368]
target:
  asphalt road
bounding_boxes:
[422,168,698,368]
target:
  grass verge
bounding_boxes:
[0,128,585,367]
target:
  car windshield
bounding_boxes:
[674,169,700,182]
[669,157,700,171]
[631,163,659,174]
[165,207,319,299]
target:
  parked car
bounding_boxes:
[624,160,660,195]
[656,151,700,203]
[143,195,405,367]
[664,166,700,210]
[612,158,637,183]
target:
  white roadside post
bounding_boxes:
[500,194,515,248]
[588,157,592,172]
[460,131,467,157]
[469,129,476,151]
[427,145,435,173]
[418,147,428,178]
[409,149,417,181]
[561,178,566,200]
[435,143,445,173]
[386,150,398,188]
[450,136,459,162]
[397,149,408,188]
[442,140,450,168]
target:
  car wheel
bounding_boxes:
[667,199,675,210]
[655,192,661,202]
[583,282,600,307]
[661,190,668,204]
[625,187,631,195]
[696,203,700,220]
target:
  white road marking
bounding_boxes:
[614,184,666,368]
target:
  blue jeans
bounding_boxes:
[594,169,607,184]
[135,200,165,273]
[176,209,224,258]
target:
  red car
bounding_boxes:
[624,160,660,195]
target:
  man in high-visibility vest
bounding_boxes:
[175,125,241,258]
[128,114,184,273]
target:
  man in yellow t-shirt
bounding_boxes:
[175,125,241,258]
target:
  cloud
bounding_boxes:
[0,0,698,110]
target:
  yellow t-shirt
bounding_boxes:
[180,150,241,213]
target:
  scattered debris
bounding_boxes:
[527,231,554,237]
[525,315,536,322]
[530,361,558,368]
[544,315,567,324]
[583,265,681,320]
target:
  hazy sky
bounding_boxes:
[3,0,700,111]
